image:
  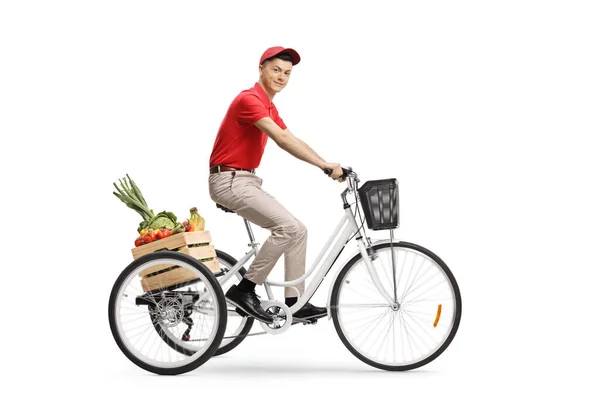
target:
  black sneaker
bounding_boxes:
[293,302,328,319]
[225,284,273,323]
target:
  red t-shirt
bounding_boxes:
[209,82,287,170]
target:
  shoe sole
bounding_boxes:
[292,312,328,320]
[292,313,328,325]
[225,297,274,324]
[234,307,248,317]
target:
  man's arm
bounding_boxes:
[255,117,326,169]
[254,117,344,180]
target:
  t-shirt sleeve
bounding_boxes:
[237,94,269,125]
[272,107,287,130]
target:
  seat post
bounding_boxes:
[243,219,259,248]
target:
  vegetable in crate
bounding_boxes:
[182,220,195,232]
[112,174,153,223]
[171,222,185,235]
[112,174,183,234]
[156,227,171,240]
[189,207,205,231]
[143,230,156,244]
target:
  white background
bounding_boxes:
[2,0,599,398]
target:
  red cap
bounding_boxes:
[259,46,301,66]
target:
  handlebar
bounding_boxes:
[321,167,366,246]
[323,167,352,180]
[323,167,359,203]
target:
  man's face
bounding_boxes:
[259,58,293,94]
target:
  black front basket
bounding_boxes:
[357,178,399,231]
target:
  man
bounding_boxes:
[208,46,344,323]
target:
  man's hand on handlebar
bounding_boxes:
[322,162,346,182]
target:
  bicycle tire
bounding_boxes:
[149,250,254,357]
[212,249,254,356]
[331,241,462,371]
[108,251,227,375]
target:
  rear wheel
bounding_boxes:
[108,251,226,375]
[331,241,461,371]
[212,250,254,356]
[149,250,253,357]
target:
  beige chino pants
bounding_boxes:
[208,170,306,297]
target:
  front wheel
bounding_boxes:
[330,241,461,371]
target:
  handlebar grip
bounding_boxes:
[323,167,350,179]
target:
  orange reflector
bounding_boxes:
[433,304,442,328]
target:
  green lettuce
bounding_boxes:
[145,211,178,230]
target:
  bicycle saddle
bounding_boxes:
[216,203,235,213]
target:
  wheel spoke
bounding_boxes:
[334,303,390,309]
[343,276,388,303]
[340,308,389,331]
[402,271,447,304]
[355,309,391,349]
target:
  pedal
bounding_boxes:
[292,317,318,325]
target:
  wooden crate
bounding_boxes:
[131,231,221,292]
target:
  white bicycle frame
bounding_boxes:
[216,171,396,318]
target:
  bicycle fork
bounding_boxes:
[356,237,395,306]
[346,208,395,306]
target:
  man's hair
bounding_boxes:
[261,52,293,66]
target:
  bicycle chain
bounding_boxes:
[186,331,268,342]
[185,319,316,342]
